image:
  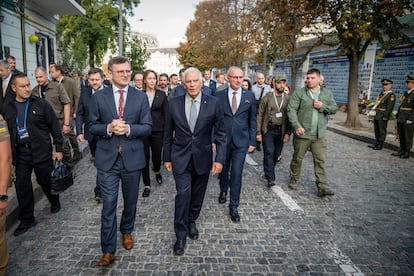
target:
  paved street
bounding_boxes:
[5,122,414,275]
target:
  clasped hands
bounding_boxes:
[109,119,129,136]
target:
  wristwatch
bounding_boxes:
[0,195,8,201]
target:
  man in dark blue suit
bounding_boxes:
[215,66,256,223]
[76,67,105,202]
[163,67,226,256]
[89,57,152,266]
[203,69,217,94]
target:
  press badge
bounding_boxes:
[276,112,283,118]
[18,127,29,141]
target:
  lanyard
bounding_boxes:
[272,92,284,112]
[308,89,320,100]
[15,99,30,129]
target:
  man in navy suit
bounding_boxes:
[215,66,256,223]
[76,67,105,202]
[163,67,226,256]
[89,56,152,266]
[0,60,16,111]
[203,69,217,94]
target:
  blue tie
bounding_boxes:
[189,99,197,132]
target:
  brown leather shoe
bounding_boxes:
[97,253,115,266]
[122,234,134,250]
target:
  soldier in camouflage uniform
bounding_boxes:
[368,79,396,150]
[391,75,414,159]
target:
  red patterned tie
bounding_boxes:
[118,89,124,119]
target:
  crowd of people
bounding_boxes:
[0,54,413,270]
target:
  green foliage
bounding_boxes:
[124,35,150,76]
[56,0,140,69]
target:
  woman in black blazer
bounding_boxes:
[141,69,168,197]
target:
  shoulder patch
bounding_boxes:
[390,95,395,101]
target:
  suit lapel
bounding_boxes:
[122,86,135,118]
[103,86,118,118]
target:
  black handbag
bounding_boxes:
[50,161,73,195]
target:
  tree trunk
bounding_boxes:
[290,67,297,93]
[345,51,363,128]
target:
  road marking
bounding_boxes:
[327,244,365,276]
[271,186,304,213]
[245,154,258,166]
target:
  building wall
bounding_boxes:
[144,49,182,76]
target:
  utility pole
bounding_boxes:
[118,0,123,56]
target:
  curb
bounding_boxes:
[5,141,89,232]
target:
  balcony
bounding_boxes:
[27,0,85,16]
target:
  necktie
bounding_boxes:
[189,99,197,132]
[2,80,7,98]
[118,89,124,119]
[232,91,238,114]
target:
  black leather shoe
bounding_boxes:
[400,151,410,159]
[51,201,61,213]
[229,208,240,223]
[155,173,163,184]
[173,239,186,255]
[142,187,150,197]
[391,150,404,156]
[188,222,199,240]
[218,192,226,204]
[373,144,383,150]
[368,143,377,149]
[267,180,276,188]
[13,221,37,236]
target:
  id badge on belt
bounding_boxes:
[275,112,283,118]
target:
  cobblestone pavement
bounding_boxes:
[6,124,414,275]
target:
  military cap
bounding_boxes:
[381,78,393,84]
[406,75,414,83]
[274,75,287,83]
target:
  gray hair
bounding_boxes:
[0,60,10,68]
[183,67,202,82]
[35,66,48,75]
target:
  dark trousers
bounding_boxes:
[262,126,283,181]
[15,145,59,224]
[98,155,141,254]
[62,132,80,167]
[397,122,414,151]
[88,136,98,157]
[142,131,163,186]
[173,159,210,240]
[374,119,388,143]
[219,141,247,211]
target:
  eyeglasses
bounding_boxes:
[113,70,131,75]
[228,75,244,79]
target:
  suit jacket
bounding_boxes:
[215,88,257,148]
[163,93,226,175]
[89,85,152,172]
[146,90,168,132]
[0,72,17,111]
[206,79,217,94]
[76,86,101,141]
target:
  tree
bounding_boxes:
[56,0,140,69]
[124,35,150,75]
[252,0,327,91]
[177,0,255,70]
[318,0,413,128]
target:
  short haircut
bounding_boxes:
[216,72,224,78]
[6,55,16,61]
[54,64,68,76]
[183,67,202,82]
[159,73,169,80]
[0,60,10,68]
[88,67,104,79]
[35,66,48,75]
[11,72,28,85]
[169,73,178,79]
[108,56,130,71]
[307,68,321,76]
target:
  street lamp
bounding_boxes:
[118,0,123,56]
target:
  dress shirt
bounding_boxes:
[185,93,202,124]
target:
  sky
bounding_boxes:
[128,0,202,48]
